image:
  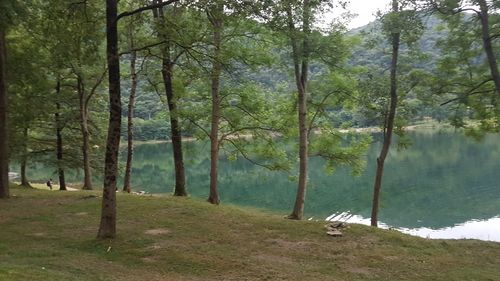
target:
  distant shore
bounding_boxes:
[127,121,454,145]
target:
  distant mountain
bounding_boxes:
[348,14,448,69]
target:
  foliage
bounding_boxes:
[430,7,500,138]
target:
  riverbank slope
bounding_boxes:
[1,186,499,281]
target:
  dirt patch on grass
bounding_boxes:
[252,254,294,265]
[264,238,316,251]
[148,244,163,250]
[141,256,159,263]
[344,266,372,275]
[145,228,171,235]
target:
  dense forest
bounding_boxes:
[1,0,499,239]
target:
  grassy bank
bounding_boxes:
[1,186,499,281]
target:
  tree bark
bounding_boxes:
[371,0,400,227]
[156,4,187,197]
[477,0,500,96]
[207,4,223,205]
[0,29,8,199]
[20,127,30,187]
[288,0,310,220]
[20,156,28,186]
[98,0,120,239]
[123,49,137,193]
[55,80,67,191]
[78,77,93,190]
[162,57,187,196]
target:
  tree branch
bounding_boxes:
[117,0,180,21]
[429,0,481,16]
[119,41,167,56]
[226,139,275,170]
[85,67,108,109]
[440,89,495,106]
[440,78,494,106]
[307,91,338,137]
[186,117,210,138]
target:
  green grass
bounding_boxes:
[1,186,500,281]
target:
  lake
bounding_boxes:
[24,130,500,242]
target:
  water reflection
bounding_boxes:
[327,213,500,242]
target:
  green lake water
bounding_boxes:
[23,130,500,241]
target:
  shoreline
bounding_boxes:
[24,181,500,243]
[128,122,455,145]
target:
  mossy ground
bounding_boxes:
[1,185,500,281]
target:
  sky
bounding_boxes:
[340,0,392,29]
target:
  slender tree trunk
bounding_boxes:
[78,77,93,190]
[371,0,400,227]
[162,60,187,196]
[55,80,67,191]
[288,0,310,220]
[98,0,121,239]
[156,4,187,196]
[477,0,500,96]
[123,50,137,193]
[20,157,28,186]
[0,30,9,199]
[208,4,223,205]
[20,127,31,187]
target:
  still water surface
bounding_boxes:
[28,130,500,242]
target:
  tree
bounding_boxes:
[428,0,500,135]
[151,0,187,196]
[55,80,67,190]
[22,0,107,190]
[6,27,56,189]
[207,1,224,205]
[0,28,8,198]
[258,0,315,220]
[64,1,106,190]
[0,0,23,198]
[122,14,141,193]
[98,0,122,239]
[98,0,179,239]
[369,0,424,227]
[180,1,284,205]
[258,0,371,220]
[286,0,312,220]
[371,0,401,227]
[430,0,500,95]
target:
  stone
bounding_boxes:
[327,230,343,237]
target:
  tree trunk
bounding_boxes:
[156,4,187,197]
[55,80,67,191]
[20,157,28,186]
[289,0,310,220]
[371,0,400,227]
[0,29,8,199]
[477,0,500,96]
[208,4,223,205]
[98,0,120,239]
[78,77,93,190]
[162,60,187,196]
[123,50,137,193]
[20,127,31,187]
